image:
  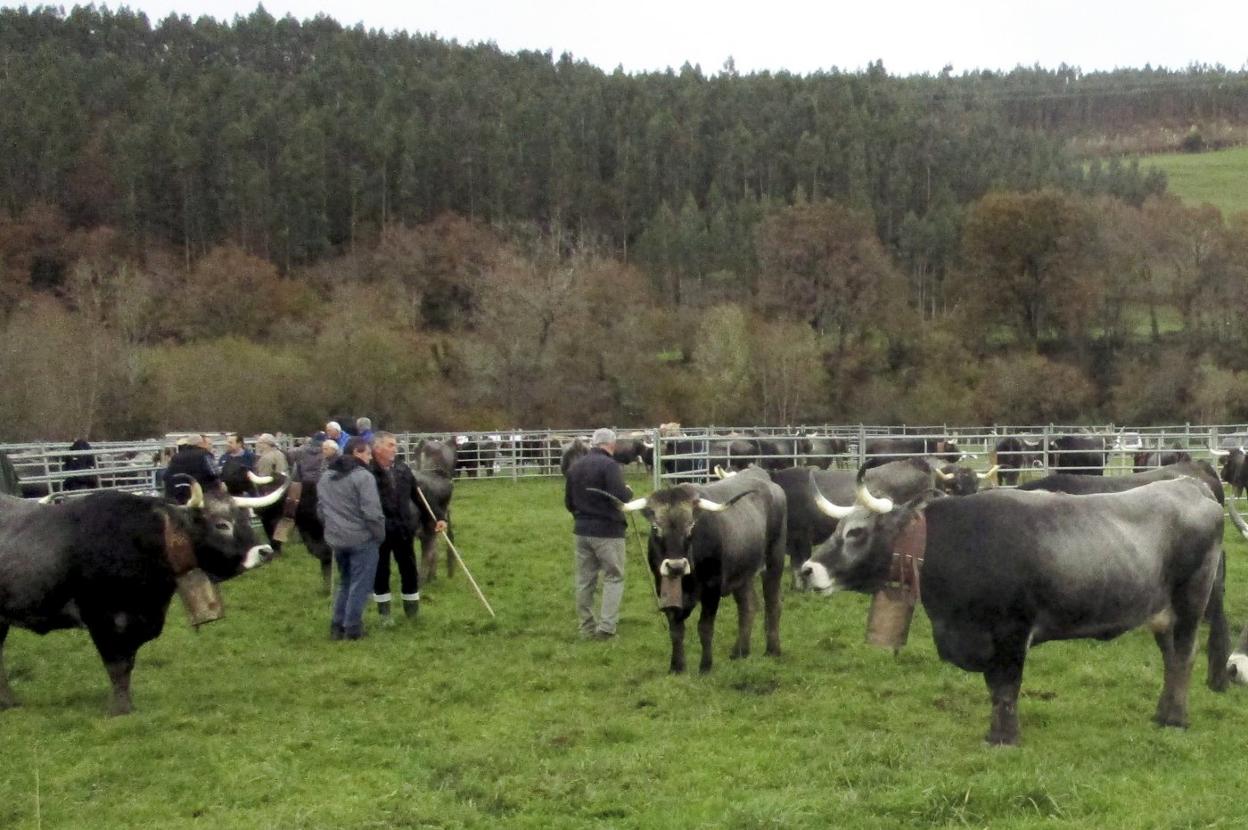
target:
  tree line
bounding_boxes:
[4,6,1248,440]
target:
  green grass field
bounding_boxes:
[3,473,1248,828]
[1143,145,1248,218]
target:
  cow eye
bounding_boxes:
[214,521,232,532]
[846,527,866,542]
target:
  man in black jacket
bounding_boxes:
[564,428,633,639]
[163,434,220,503]
[370,431,446,625]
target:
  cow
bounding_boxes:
[863,436,961,469]
[410,468,455,582]
[1047,434,1107,475]
[62,438,98,492]
[560,438,589,476]
[1212,448,1248,497]
[454,435,498,478]
[416,439,457,477]
[992,435,1043,486]
[608,465,786,673]
[801,436,849,470]
[1132,449,1192,473]
[1227,499,1248,685]
[767,459,939,584]
[0,478,288,715]
[800,467,1225,745]
[934,463,1000,497]
[611,434,652,468]
[1018,460,1235,691]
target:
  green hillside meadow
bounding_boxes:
[3,471,1248,828]
[1146,144,1248,217]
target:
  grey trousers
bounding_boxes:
[574,534,626,635]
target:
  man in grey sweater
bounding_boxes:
[317,436,386,640]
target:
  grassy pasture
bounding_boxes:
[3,472,1248,829]
[1144,145,1248,218]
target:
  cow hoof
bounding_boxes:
[0,697,19,711]
[698,664,713,674]
[1153,712,1188,730]
[1208,673,1229,693]
[108,700,133,717]
[730,648,748,660]
[984,731,1020,747]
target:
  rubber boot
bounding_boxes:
[403,599,420,620]
[377,600,396,627]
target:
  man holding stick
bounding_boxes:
[564,428,632,640]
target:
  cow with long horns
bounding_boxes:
[607,465,786,673]
[801,466,1224,745]
[0,477,287,714]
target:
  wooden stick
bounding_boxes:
[415,486,496,618]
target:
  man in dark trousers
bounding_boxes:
[564,428,632,640]
[370,431,446,625]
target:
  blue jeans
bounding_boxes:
[332,543,380,637]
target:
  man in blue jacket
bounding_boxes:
[564,428,633,640]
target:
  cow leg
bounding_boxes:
[763,535,785,657]
[729,583,755,660]
[86,626,140,716]
[1154,613,1201,729]
[983,643,1027,746]
[420,533,438,584]
[1204,552,1230,692]
[664,609,687,674]
[0,622,17,709]
[697,591,722,673]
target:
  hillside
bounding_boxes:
[1142,145,1248,218]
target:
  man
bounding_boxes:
[564,427,632,640]
[163,434,220,502]
[326,421,349,452]
[254,433,290,553]
[218,432,257,496]
[317,436,385,640]
[370,431,447,625]
[356,417,375,445]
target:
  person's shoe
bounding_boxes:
[591,630,615,641]
[403,599,420,619]
[377,601,396,628]
[344,626,366,640]
[329,624,346,641]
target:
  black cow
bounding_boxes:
[1214,448,1248,497]
[934,463,999,496]
[801,436,849,469]
[1132,449,1192,473]
[560,438,589,476]
[454,437,498,478]
[611,435,651,467]
[992,435,1043,486]
[802,468,1225,745]
[1047,434,1107,475]
[1019,460,1234,691]
[62,439,98,492]
[863,437,961,469]
[657,435,706,482]
[614,466,786,673]
[0,479,288,714]
[766,460,938,584]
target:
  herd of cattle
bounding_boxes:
[5,427,1248,747]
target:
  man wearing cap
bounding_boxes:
[564,428,633,640]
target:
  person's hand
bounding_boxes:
[434,520,448,534]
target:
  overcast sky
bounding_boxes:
[17,1,1248,76]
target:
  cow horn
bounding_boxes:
[1228,498,1248,542]
[247,471,274,485]
[696,497,728,513]
[587,487,648,512]
[936,469,955,481]
[187,480,205,509]
[977,464,1001,480]
[812,481,855,519]
[1210,448,1230,457]
[713,465,736,479]
[856,482,894,514]
[231,478,288,509]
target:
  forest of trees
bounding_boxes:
[4,5,1248,440]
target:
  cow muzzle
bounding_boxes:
[799,561,835,594]
[243,544,276,570]
[1228,653,1248,685]
[659,558,691,578]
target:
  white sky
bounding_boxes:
[16,1,1248,76]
